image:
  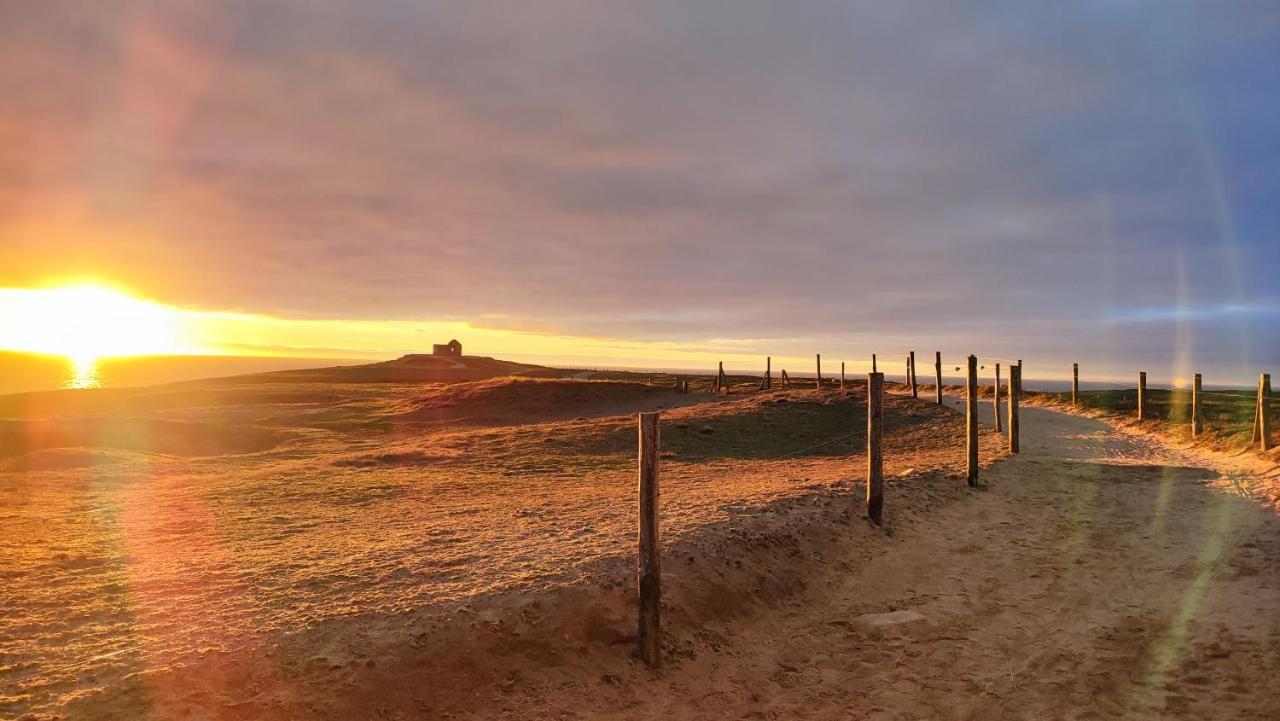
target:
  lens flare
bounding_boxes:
[0,284,193,365]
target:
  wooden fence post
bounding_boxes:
[872,354,877,373]
[1265,374,1273,452]
[840,361,846,393]
[637,412,661,668]
[762,356,771,390]
[934,351,943,405]
[994,363,1003,433]
[867,372,884,525]
[1187,376,1198,437]
[1255,373,1272,451]
[967,355,979,487]
[909,351,918,398]
[781,369,789,388]
[816,354,822,390]
[1138,371,1147,421]
[1009,363,1021,454]
[1072,363,1079,407]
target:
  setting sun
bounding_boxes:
[0,284,193,365]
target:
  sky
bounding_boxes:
[1,1,1278,384]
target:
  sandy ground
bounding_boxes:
[4,373,1278,720]
[437,402,1280,721]
[1,374,1002,719]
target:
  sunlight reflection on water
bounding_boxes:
[64,357,102,390]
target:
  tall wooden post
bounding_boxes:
[637,412,661,668]
[1192,373,1203,438]
[993,363,1003,433]
[871,354,877,373]
[934,351,943,405]
[966,355,979,487]
[840,361,846,393]
[1009,363,1021,454]
[1255,373,1272,451]
[1072,363,1079,407]
[1264,374,1273,452]
[1138,371,1147,421]
[867,372,884,525]
[816,354,822,390]
[908,352,918,398]
[762,356,771,390]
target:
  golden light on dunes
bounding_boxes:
[0,284,194,366]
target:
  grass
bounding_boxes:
[1029,387,1269,451]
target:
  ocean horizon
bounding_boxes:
[0,352,1257,397]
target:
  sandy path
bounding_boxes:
[495,402,1280,720]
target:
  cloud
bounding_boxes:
[0,0,1277,378]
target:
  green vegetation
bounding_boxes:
[1032,387,1263,447]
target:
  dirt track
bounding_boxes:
[487,402,1280,720]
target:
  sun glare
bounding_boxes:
[0,284,192,365]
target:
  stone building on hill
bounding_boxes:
[432,339,462,357]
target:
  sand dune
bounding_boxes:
[0,356,999,719]
[2,357,1277,720]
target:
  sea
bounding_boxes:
[0,352,362,396]
[1,353,1250,397]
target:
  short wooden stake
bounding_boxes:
[816,354,822,390]
[637,412,661,668]
[1191,373,1203,438]
[1009,363,1021,454]
[908,351,917,398]
[934,351,943,405]
[867,372,884,525]
[994,363,1003,433]
[781,369,789,388]
[1072,363,1079,406]
[966,355,979,486]
[1138,371,1147,421]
